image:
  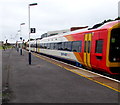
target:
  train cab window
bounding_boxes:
[95,40,103,53]
[109,28,120,62]
[72,41,82,52]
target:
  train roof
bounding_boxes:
[99,20,120,29]
[66,20,120,34]
[38,20,120,41]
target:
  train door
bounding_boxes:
[91,31,105,70]
[84,33,92,68]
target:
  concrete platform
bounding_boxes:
[2,48,119,103]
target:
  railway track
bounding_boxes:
[31,51,120,92]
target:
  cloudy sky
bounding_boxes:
[0,0,119,43]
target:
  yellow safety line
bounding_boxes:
[32,53,120,93]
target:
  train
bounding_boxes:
[26,20,120,75]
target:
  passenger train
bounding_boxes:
[26,20,120,75]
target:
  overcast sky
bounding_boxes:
[0,0,119,43]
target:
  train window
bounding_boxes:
[34,43,36,48]
[58,42,62,50]
[53,43,55,49]
[50,43,54,49]
[84,41,87,53]
[33,44,35,48]
[43,43,45,49]
[64,42,68,51]
[47,43,50,49]
[64,42,68,50]
[95,40,103,53]
[54,43,58,50]
[42,43,44,48]
[61,42,65,50]
[64,42,72,51]
[68,42,72,51]
[37,43,40,48]
[40,43,42,48]
[44,43,47,49]
[72,41,82,52]
[88,41,91,53]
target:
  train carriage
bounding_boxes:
[28,20,120,75]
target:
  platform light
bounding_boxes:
[29,3,37,6]
[28,3,38,65]
[20,23,25,55]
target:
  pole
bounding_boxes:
[28,5,31,65]
[28,3,37,65]
[20,24,22,55]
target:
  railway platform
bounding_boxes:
[2,48,120,104]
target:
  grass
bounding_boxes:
[0,45,13,50]
[0,46,3,49]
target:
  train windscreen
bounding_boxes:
[109,28,120,62]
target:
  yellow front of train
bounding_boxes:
[106,21,120,74]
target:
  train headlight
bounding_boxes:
[113,58,116,61]
[111,38,115,43]
[116,47,119,50]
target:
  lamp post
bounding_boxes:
[20,23,25,55]
[28,3,37,65]
[17,30,20,52]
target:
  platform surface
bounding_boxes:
[2,48,119,104]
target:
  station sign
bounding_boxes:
[30,28,36,33]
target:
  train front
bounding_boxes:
[106,20,120,74]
